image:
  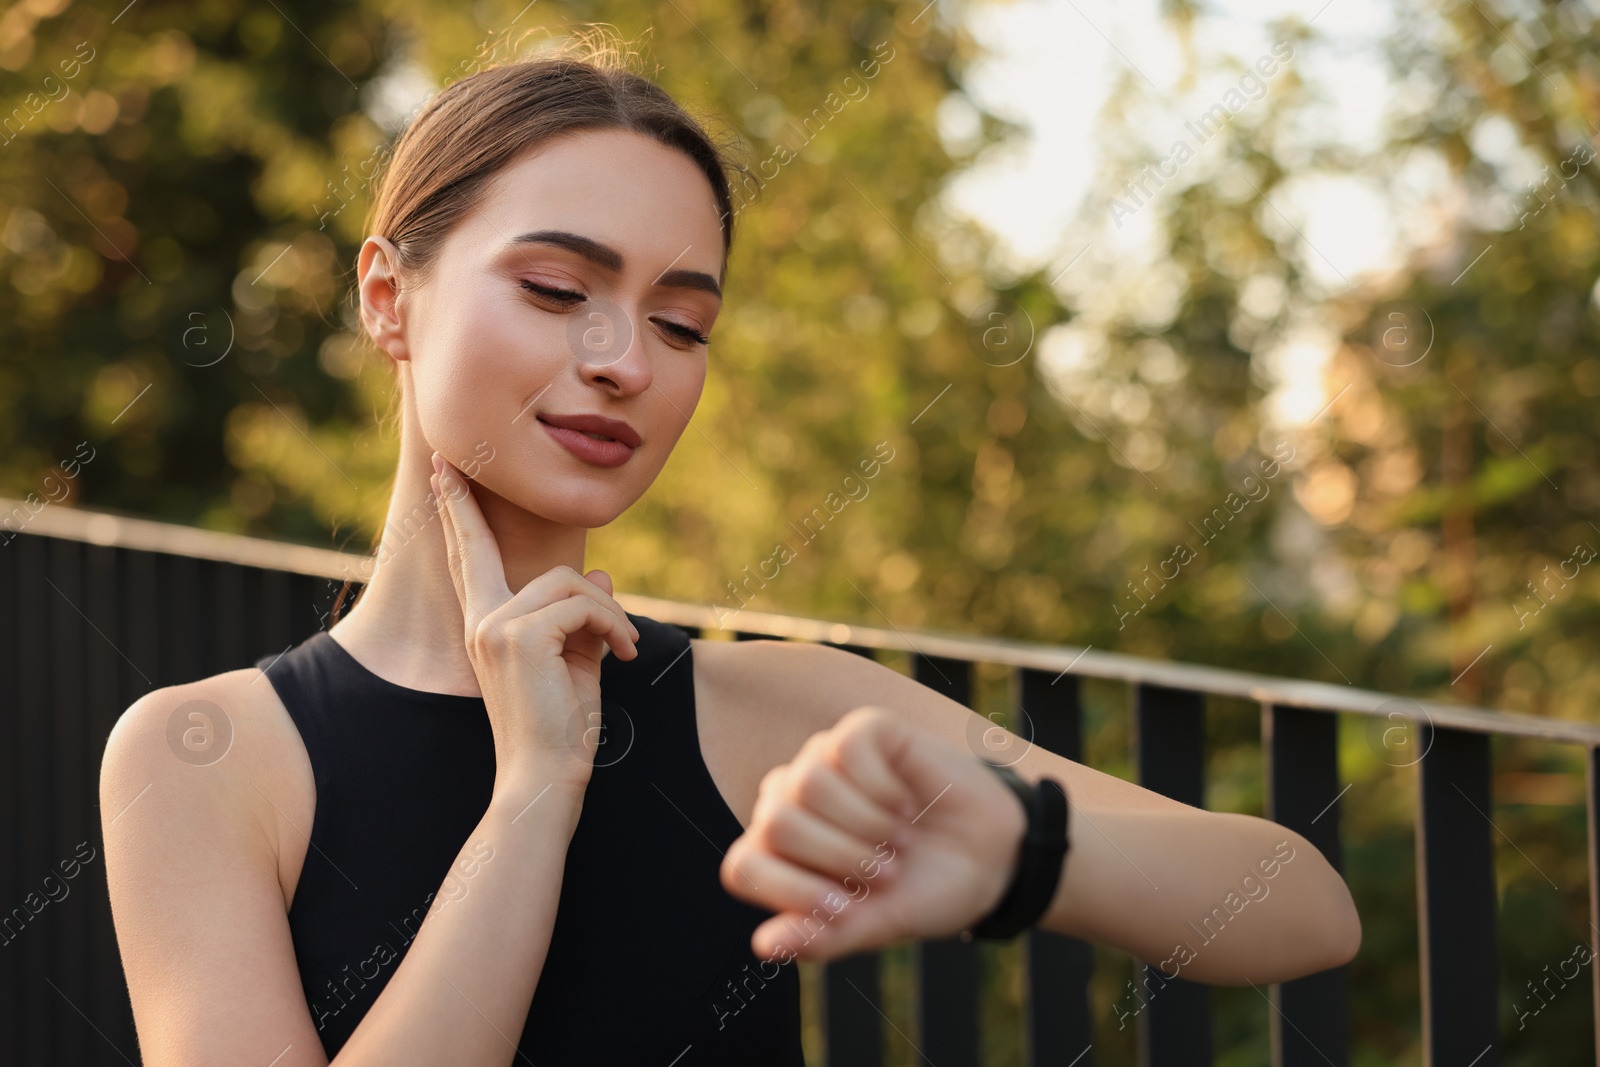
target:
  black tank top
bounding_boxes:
[253,612,804,1064]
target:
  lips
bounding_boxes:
[536,412,642,448]
[536,412,641,469]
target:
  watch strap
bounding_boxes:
[965,762,1070,941]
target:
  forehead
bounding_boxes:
[461,127,726,278]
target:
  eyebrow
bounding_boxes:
[509,229,722,299]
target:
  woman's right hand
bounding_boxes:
[431,451,640,791]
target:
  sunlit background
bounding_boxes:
[4,0,1599,1061]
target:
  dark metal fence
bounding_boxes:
[5,500,1599,1065]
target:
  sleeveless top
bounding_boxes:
[253,612,805,1064]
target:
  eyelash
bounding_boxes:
[520,280,710,346]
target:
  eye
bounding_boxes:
[652,317,711,347]
[520,279,585,307]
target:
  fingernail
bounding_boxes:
[431,452,443,475]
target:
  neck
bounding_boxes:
[328,417,589,698]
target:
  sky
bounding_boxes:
[946,0,1421,429]
[947,0,1404,286]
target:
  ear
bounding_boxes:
[358,236,410,362]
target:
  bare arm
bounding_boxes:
[101,675,587,1067]
[1029,798,1353,984]
[337,770,585,1064]
[988,712,1359,985]
[715,645,1360,985]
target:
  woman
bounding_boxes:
[99,42,1360,1067]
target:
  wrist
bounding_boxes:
[982,774,1030,914]
[496,747,594,790]
[964,762,1071,941]
[491,765,590,822]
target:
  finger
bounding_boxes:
[435,454,512,619]
[751,895,899,963]
[431,473,466,607]
[765,761,902,851]
[827,712,922,821]
[752,909,856,962]
[752,801,888,885]
[720,842,837,912]
[519,593,640,665]
[432,470,472,624]
[585,568,613,597]
[499,566,639,645]
[882,725,1003,813]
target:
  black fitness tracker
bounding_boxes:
[963,761,1071,941]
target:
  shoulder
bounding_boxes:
[100,667,312,893]
[99,669,325,1061]
[102,667,299,790]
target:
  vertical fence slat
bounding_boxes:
[48,538,89,1063]
[1588,746,1600,1063]
[1416,724,1497,1065]
[914,652,980,1067]
[823,952,882,1067]
[822,642,885,1067]
[0,534,19,1067]
[1134,683,1211,1067]
[1018,667,1095,1067]
[1262,704,1348,1067]
[15,535,54,1064]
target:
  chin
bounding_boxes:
[491,475,637,529]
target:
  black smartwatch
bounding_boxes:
[963,761,1071,941]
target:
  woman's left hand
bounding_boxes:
[720,706,1028,962]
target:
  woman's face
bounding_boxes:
[384,128,725,528]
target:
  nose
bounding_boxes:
[570,296,651,395]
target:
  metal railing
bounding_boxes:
[4,497,1598,1065]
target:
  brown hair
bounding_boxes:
[367,34,743,289]
[328,32,745,628]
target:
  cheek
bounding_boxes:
[649,357,704,454]
[656,357,707,441]
[410,285,567,458]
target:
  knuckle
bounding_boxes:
[467,617,492,649]
[835,727,871,766]
[757,765,787,796]
[765,804,805,844]
[472,617,511,655]
[847,705,891,730]
[500,613,532,642]
[794,733,828,764]
[794,768,830,808]
[531,565,572,591]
